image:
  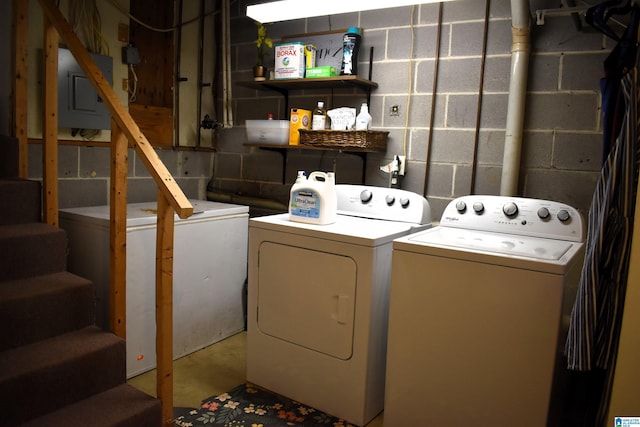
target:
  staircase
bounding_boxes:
[0,135,162,426]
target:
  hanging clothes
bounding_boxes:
[565,5,640,423]
[599,4,639,162]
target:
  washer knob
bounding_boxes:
[456,201,467,213]
[473,202,485,214]
[400,197,410,208]
[557,209,570,222]
[503,202,518,217]
[360,189,373,203]
[385,195,395,206]
[537,207,550,220]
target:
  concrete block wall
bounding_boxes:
[212,0,611,219]
[26,144,214,209]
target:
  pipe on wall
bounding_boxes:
[422,3,443,198]
[500,0,531,196]
[222,0,233,127]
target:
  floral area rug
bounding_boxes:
[174,383,358,427]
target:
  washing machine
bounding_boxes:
[247,184,432,426]
[384,195,586,427]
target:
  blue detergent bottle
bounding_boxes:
[340,27,361,76]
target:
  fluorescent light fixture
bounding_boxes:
[246,0,456,23]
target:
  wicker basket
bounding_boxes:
[298,130,389,151]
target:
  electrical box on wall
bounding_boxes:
[58,48,113,130]
[121,45,140,65]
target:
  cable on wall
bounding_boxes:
[70,0,109,55]
[174,0,184,146]
[402,5,417,159]
[128,63,138,102]
[196,0,206,148]
[469,0,491,195]
[422,2,443,198]
[222,0,233,127]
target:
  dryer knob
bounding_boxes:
[537,207,550,220]
[557,209,570,222]
[360,189,373,203]
[400,197,410,208]
[473,202,485,214]
[385,195,396,206]
[456,201,467,213]
[503,202,518,217]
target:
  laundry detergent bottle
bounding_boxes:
[289,171,337,225]
[340,27,361,76]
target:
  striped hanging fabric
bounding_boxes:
[565,14,640,424]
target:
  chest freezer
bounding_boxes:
[60,200,249,378]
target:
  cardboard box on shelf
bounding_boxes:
[289,108,311,145]
[305,66,338,78]
[304,45,317,69]
[275,42,305,79]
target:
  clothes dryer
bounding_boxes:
[247,185,431,426]
[384,195,585,426]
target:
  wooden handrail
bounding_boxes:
[37,1,192,424]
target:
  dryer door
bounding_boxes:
[257,241,356,360]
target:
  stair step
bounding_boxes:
[0,272,95,351]
[19,383,162,427]
[0,178,41,225]
[0,222,67,281]
[0,326,126,425]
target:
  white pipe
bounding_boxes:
[500,0,531,196]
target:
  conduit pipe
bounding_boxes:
[422,3,443,198]
[500,0,531,196]
[222,0,233,127]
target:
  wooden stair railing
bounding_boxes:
[36,1,194,425]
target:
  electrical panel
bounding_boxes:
[58,47,113,130]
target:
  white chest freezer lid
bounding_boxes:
[251,213,430,246]
[59,199,248,227]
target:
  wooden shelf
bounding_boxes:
[244,142,385,154]
[237,76,378,113]
[245,142,384,183]
[236,76,378,92]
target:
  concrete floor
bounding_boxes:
[128,331,384,426]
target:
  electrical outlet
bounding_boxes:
[122,78,129,91]
[398,155,406,176]
[390,105,400,116]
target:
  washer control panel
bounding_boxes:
[440,195,585,242]
[336,185,432,225]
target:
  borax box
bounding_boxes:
[275,42,305,79]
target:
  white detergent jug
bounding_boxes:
[289,171,337,225]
